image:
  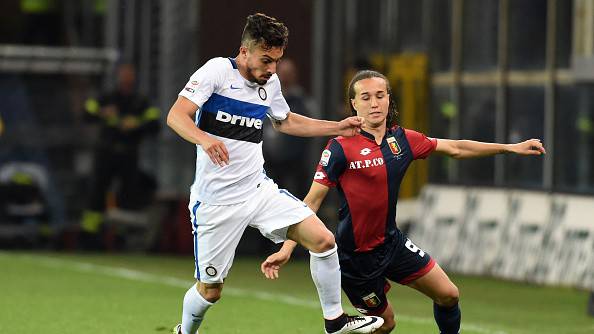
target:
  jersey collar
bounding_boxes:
[360,126,399,144]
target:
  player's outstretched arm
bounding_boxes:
[261,182,330,280]
[167,96,229,166]
[271,112,363,137]
[435,138,546,159]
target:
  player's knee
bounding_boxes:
[201,289,222,303]
[199,284,223,303]
[311,231,336,253]
[435,285,459,307]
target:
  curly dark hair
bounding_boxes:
[347,70,399,128]
[241,13,289,50]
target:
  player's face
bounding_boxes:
[242,44,284,85]
[351,77,390,128]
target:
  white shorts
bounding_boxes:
[188,178,314,283]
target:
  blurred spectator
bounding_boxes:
[0,75,66,245]
[80,63,160,246]
[263,58,317,199]
[0,161,50,246]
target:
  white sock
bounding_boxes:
[181,284,213,334]
[309,245,344,319]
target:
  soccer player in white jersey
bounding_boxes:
[166,13,384,334]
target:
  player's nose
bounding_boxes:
[268,62,277,74]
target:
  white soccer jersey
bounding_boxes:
[179,57,290,205]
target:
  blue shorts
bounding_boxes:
[341,238,435,316]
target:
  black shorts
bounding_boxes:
[341,238,435,316]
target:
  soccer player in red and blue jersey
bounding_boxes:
[261,70,546,334]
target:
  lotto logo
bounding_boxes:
[216,110,263,129]
[314,171,325,180]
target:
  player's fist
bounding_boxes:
[200,136,229,166]
[337,116,363,137]
[508,138,546,156]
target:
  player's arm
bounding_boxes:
[434,138,546,159]
[261,182,330,280]
[167,96,229,166]
[271,111,363,137]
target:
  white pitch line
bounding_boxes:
[4,253,509,334]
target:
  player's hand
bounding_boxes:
[336,116,363,137]
[200,136,229,166]
[260,251,291,280]
[507,139,546,156]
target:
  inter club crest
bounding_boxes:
[386,137,402,155]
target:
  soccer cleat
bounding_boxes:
[325,315,384,334]
[172,324,199,334]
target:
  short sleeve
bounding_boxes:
[404,128,437,160]
[266,75,291,121]
[178,58,225,108]
[313,139,347,187]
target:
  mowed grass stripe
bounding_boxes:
[1,252,511,334]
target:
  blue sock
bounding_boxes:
[433,302,461,334]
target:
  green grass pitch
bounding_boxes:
[1,251,593,333]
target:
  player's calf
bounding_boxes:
[373,316,396,334]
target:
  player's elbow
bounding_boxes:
[449,149,464,159]
[447,144,464,159]
[166,108,177,129]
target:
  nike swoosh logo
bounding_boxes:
[353,317,379,330]
[230,84,242,89]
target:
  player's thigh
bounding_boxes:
[406,263,459,305]
[342,274,390,317]
[286,214,335,252]
[191,201,250,283]
[249,179,319,246]
[385,237,434,285]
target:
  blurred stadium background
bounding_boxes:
[1,0,594,333]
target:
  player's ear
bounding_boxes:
[239,45,249,58]
[350,98,357,111]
